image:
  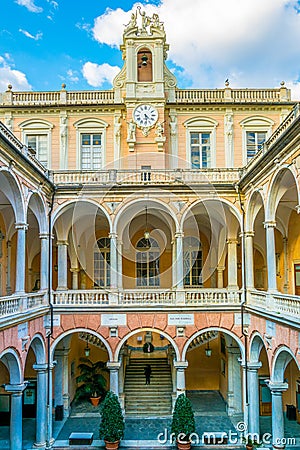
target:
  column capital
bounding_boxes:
[54,348,70,357]
[295,205,300,214]
[226,346,241,355]
[109,232,118,239]
[226,238,239,245]
[106,361,121,370]
[264,220,276,229]
[265,380,288,393]
[217,265,225,272]
[15,222,28,231]
[247,361,262,371]
[70,267,80,273]
[39,233,50,240]
[244,230,255,238]
[174,231,184,238]
[173,361,188,369]
[57,240,68,246]
[33,363,48,373]
[4,383,27,393]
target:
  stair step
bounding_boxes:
[124,358,172,416]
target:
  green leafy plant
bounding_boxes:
[99,391,125,443]
[74,357,107,400]
[242,436,261,448]
[171,393,195,443]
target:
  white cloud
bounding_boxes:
[67,69,79,83]
[15,0,43,13]
[19,29,43,40]
[0,55,31,91]
[91,0,300,99]
[82,62,120,87]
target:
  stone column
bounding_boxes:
[6,240,12,294]
[117,239,123,289]
[267,381,288,449]
[174,361,188,396]
[5,383,27,450]
[70,268,80,290]
[15,223,28,293]
[264,221,277,292]
[109,233,118,289]
[227,239,239,288]
[33,364,48,448]
[107,362,121,396]
[247,361,262,436]
[53,348,70,417]
[174,232,184,288]
[39,234,49,291]
[57,240,68,290]
[244,231,255,288]
[80,269,86,289]
[227,347,242,415]
[217,265,225,288]
[283,237,288,293]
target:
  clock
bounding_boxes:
[133,104,158,128]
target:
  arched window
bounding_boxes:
[94,237,110,288]
[136,237,160,287]
[240,116,274,164]
[19,119,53,168]
[183,237,203,287]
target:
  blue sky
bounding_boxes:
[1,0,300,99]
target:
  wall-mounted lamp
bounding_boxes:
[205,341,212,357]
[143,206,151,249]
[84,341,90,357]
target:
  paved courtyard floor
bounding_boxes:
[0,390,299,449]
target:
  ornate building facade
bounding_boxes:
[0,9,299,450]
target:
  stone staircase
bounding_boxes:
[124,358,173,416]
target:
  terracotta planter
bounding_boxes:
[246,445,253,450]
[177,440,191,450]
[90,396,101,406]
[104,440,120,450]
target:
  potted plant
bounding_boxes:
[171,393,196,450]
[242,436,261,450]
[99,391,125,450]
[74,357,107,406]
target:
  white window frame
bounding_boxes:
[19,119,53,168]
[240,116,274,165]
[184,117,218,168]
[74,119,108,170]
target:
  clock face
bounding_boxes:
[133,104,158,128]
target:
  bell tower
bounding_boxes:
[113,7,177,102]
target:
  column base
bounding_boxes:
[33,442,46,448]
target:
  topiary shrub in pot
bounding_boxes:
[99,391,125,450]
[171,393,196,450]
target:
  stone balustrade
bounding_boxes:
[0,292,48,327]
[51,168,241,187]
[0,121,48,174]
[1,86,289,106]
[248,289,300,324]
[175,87,290,103]
[52,288,241,308]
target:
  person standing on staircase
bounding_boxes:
[144,364,152,385]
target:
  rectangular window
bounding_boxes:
[190,132,211,168]
[246,132,266,160]
[27,134,48,167]
[81,133,102,170]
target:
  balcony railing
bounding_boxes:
[175,87,290,103]
[248,289,300,323]
[52,288,241,308]
[0,292,48,326]
[52,168,241,187]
